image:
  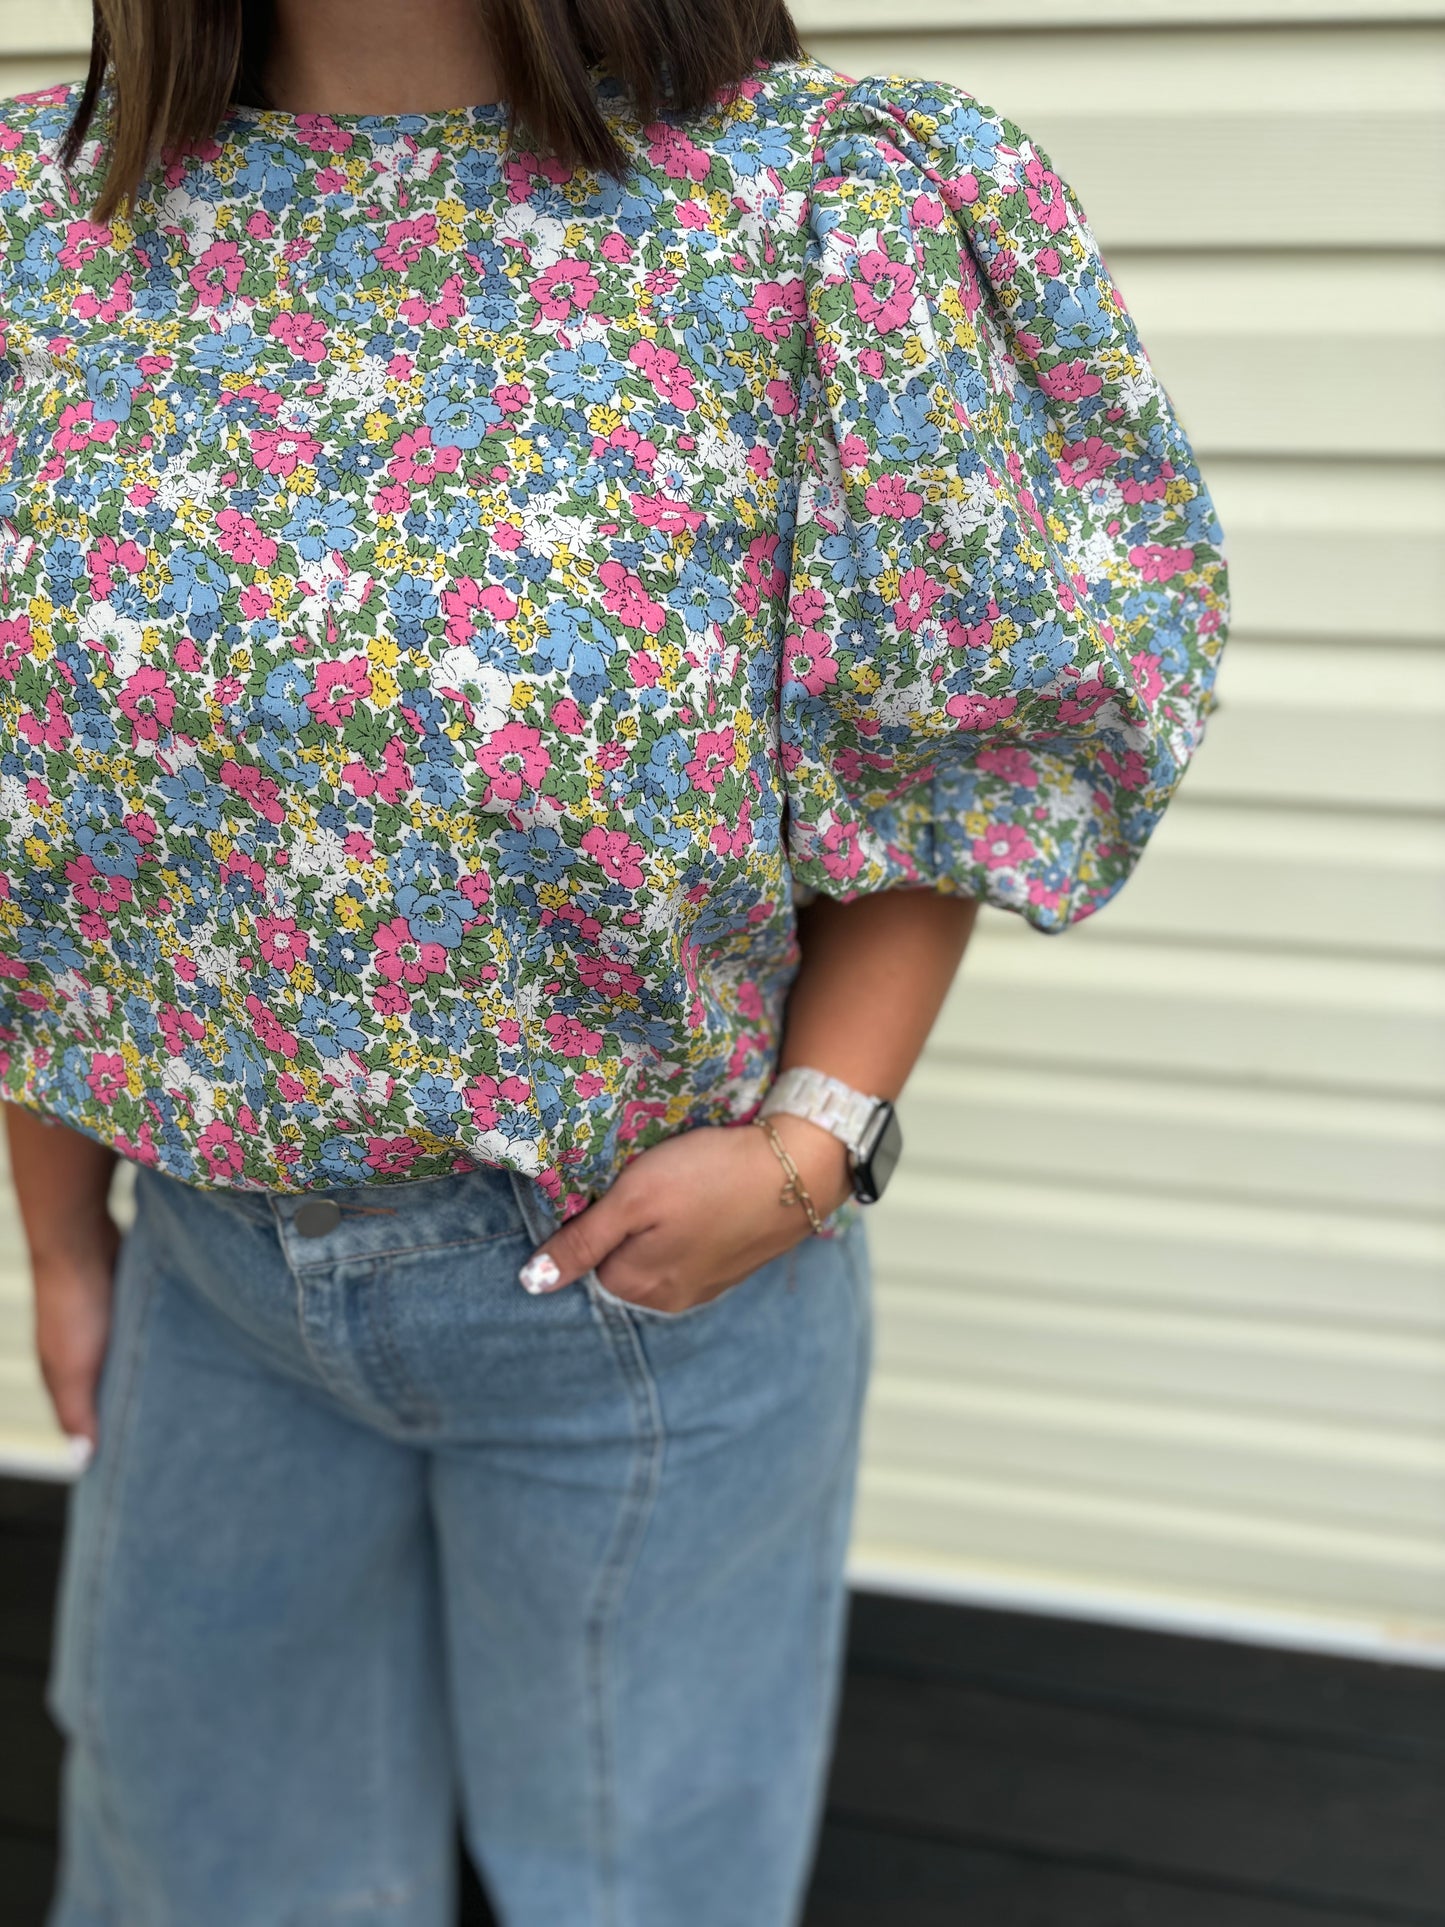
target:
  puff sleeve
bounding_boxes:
[779,77,1229,930]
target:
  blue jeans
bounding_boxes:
[45,1160,872,1927]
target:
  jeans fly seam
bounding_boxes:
[583,1289,666,1927]
[273,1201,370,1410]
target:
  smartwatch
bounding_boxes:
[757,1066,903,1205]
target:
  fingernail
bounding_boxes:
[65,1435,93,1472]
[519,1253,561,1295]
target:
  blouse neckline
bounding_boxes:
[222,98,512,144]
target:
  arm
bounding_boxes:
[522,888,979,1310]
[4,1104,119,1448]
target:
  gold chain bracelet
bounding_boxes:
[753,1116,828,1236]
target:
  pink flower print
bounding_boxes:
[342,735,411,806]
[294,116,355,156]
[1129,543,1196,583]
[256,915,310,973]
[458,870,491,913]
[268,311,327,364]
[0,616,33,680]
[371,983,412,1017]
[550,696,586,735]
[600,561,667,634]
[851,249,917,334]
[945,691,1019,730]
[85,1051,127,1106]
[819,820,865,885]
[464,1074,501,1130]
[577,953,644,999]
[531,258,600,321]
[1130,650,1164,704]
[745,278,805,344]
[590,423,658,478]
[895,567,947,635]
[865,475,923,519]
[219,760,286,824]
[215,508,278,567]
[58,220,112,269]
[600,232,633,263]
[375,917,448,985]
[374,215,439,272]
[1036,247,1062,280]
[65,854,133,916]
[157,1005,205,1056]
[709,796,754,859]
[1039,358,1105,403]
[1023,155,1070,235]
[974,820,1036,870]
[198,1121,246,1179]
[975,744,1040,788]
[305,655,372,726]
[53,401,116,452]
[475,721,550,807]
[1093,746,1148,794]
[118,665,176,742]
[244,994,300,1058]
[250,424,320,479]
[1058,438,1119,489]
[685,728,734,793]
[365,1136,424,1177]
[85,533,145,598]
[388,427,462,488]
[581,827,645,889]
[629,340,695,410]
[786,629,838,696]
[190,239,244,306]
[643,123,710,181]
[439,576,516,646]
[17,690,71,751]
[544,1012,605,1058]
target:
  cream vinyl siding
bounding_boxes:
[1,3,1443,1656]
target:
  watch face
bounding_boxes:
[854,1102,902,1203]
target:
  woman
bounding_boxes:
[0,0,1227,1919]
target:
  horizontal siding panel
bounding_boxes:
[1207,460,1445,644]
[0,54,83,94]
[867,1168,1445,1329]
[1096,802,1445,954]
[898,1061,1445,1216]
[874,1283,1445,1431]
[797,3,1445,25]
[1113,253,1445,460]
[0,0,88,55]
[865,1378,1445,1533]
[801,26,1445,247]
[1187,653,1445,808]
[853,1466,1445,1633]
[938,930,1445,1096]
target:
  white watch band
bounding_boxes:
[758,1066,881,1157]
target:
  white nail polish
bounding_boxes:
[65,1434,93,1472]
[519,1253,561,1295]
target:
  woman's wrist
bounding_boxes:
[760,1111,854,1219]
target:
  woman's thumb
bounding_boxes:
[519,1189,632,1294]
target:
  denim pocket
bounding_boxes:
[582,1239,798,1326]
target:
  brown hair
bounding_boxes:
[63,0,804,219]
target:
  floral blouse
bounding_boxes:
[0,58,1228,1211]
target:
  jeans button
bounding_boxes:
[294,1199,342,1238]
